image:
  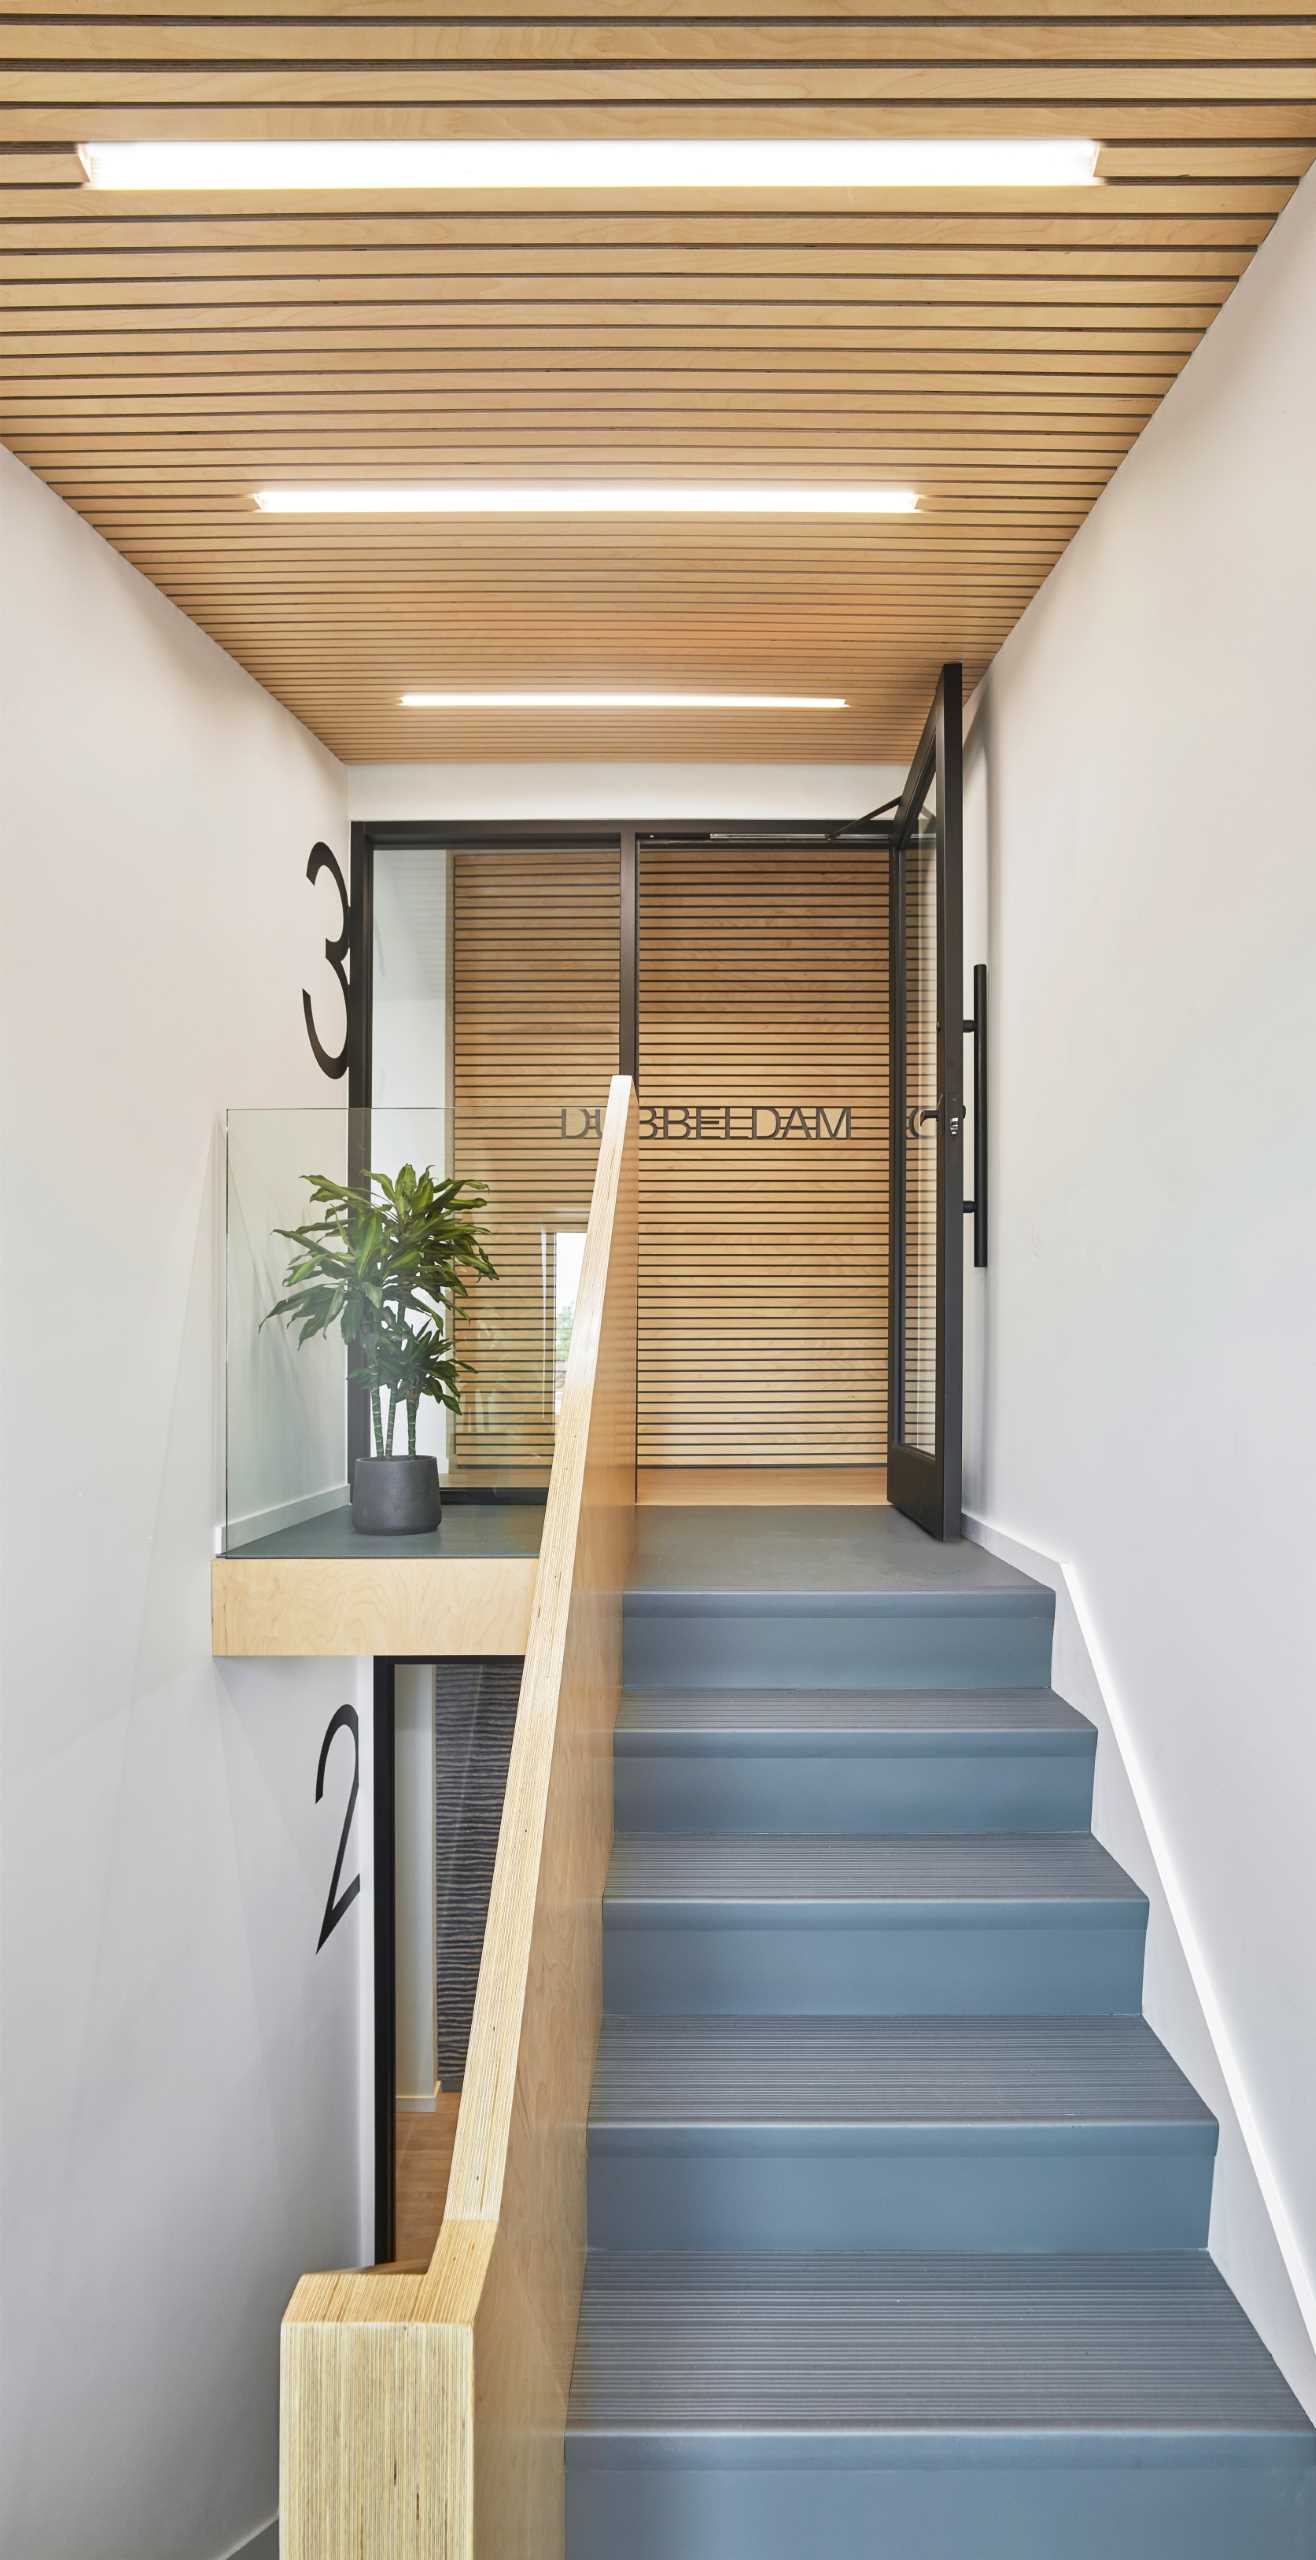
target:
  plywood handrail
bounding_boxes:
[281,1075,638,2560]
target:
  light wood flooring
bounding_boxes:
[639,1467,887,1508]
[382,2095,461,2272]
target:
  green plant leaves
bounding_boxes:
[263,1161,497,1455]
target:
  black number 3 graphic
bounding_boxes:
[303,841,351,1079]
[315,1704,361,1952]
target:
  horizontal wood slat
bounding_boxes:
[10,22,1316,63]
[1,8,1308,758]
[16,1,1316,20]
[637,838,888,1468]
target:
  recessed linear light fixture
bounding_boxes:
[77,138,1101,193]
[401,691,848,711]
[255,484,919,517]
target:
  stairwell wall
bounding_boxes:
[347,760,904,825]
[961,164,1316,2407]
[0,448,366,2558]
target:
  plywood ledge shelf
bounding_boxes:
[211,1555,539,1659]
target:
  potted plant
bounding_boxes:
[265,1161,496,1534]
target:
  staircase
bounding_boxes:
[565,1511,1316,2559]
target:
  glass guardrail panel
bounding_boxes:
[222,1098,611,1554]
[225,1104,357,1555]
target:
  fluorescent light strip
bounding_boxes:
[401,692,847,711]
[78,138,1101,193]
[256,483,918,517]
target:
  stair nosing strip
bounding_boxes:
[588,2115,1217,2139]
[567,2420,1316,2445]
[614,1729,1095,1754]
[624,1589,1054,1618]
[605,1893,1148,1917]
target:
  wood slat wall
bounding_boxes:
[637,838,888,1467]
[1,4,1311,764]
[451,845,619,1474]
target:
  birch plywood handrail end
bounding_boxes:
[281,1076,638,2560]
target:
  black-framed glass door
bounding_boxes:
[888,664,964,1539]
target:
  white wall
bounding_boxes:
[349,759,904,824]
[0,447,366,2560]
[962,167,1316,2406]
[372,841,450,1112]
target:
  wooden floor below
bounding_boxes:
[388,2095,461,2271]
[638,1467,887,1508]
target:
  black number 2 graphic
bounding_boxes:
[302,841,351,1080]
[315,1704,361,1952]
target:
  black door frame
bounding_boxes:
[371,1658,396,2263]
[370,1649,525,2266]
[348,815,897,1468]
[348,810,896,1119]
[887,664,965,1541]
[348,806,979,1529]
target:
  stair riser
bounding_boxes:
[587,2131,1215,2252]
[614,1744,1095,1836]
[623,1600,1054,1694]
[603,1910,1146,2017]
[567,2443,1316,2560]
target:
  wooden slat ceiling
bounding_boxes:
[1,4,1311,764]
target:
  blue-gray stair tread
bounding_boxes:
[568,2251,1311,2435]
[590,2017,1213,2130]
[606,1833,1144,1908]
[616,1688,1092,1746]
[628,1506,1047,1600]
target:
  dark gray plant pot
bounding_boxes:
[351,1455,442,1536]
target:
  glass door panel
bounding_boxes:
[888,666,963,1538]
[900,779,939,1458]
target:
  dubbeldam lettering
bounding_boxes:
[558,1102,853,1141]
